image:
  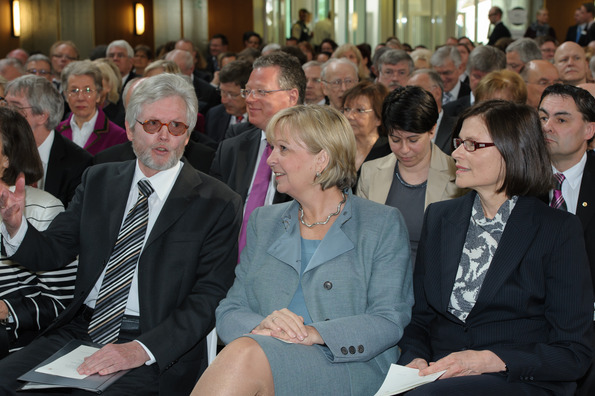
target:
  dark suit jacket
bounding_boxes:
[434,111,458,155]
[45,133,93,208]
[566,24,580,43]
[205,104,232,143]
[398,192,593,394]
[12,161,242,394]
[576,151,595,290]
[210,125,289,204]
[92,140,215,174]
[224,121,256,140]
[193,76,221,115]
[488,22,511,45]
[457,81,471,100]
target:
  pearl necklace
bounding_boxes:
[299,192,347,228]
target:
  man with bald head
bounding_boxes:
[407,69,456,154]
[554,42,589,86]
[6,48,28,65]
[521,60,560,108]
[321,58,358,109]
[165,49,220,114]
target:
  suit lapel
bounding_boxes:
[145,163,201,248]
[369,154,395,204]
[470,196,539,316]
[577,152,595,231]
[44,133,66,193]
[439,193,473,311]
[235,128,261,199]
[267,203,302,274]
[84,107,109,151]
[425,145,456,210]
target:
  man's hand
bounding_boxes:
[419,350,506,379]
[0,300,9,320]
[77,342,150,376]
[0,174,25,237]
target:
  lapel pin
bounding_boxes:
[582,202,588,207]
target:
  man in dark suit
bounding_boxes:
[566,8,584,44]
[205,60,252,143]
[204,34,229,79]
[106,40,139,89]
[539,83,595,396]
[487,6,511,46]
[0,73,242,395]
[166,49,221,115]
[5,75,92,208]
[407,69,456,155]
[211,52,305,204]
[430,46,470,106]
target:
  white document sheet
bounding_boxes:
[374,364,446,396]
[34,345,100,380]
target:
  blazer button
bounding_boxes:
[323,281,333,290]
[358,345,364,353]
[349,346,356,354]
[341,347,348,355]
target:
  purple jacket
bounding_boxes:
[57,106,128,156]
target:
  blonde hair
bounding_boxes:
[93,58,121,104]
[266,105,357,191]
[475,69,527,104]
[144,59,181,76]
[333,43,368,81]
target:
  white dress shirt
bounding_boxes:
[36,130,55,190]
[70,110,98,149]
[551,152,587,215]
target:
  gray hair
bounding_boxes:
[377,49,414,73]
[302,60,323,70]
[126,73,198,132]
[0,58,25,75]
[107,40,134,58]
[261,43,281,54]
[61,60,103,91]
[430,45,462,68]
[506,38,542,63]
[590,56,595,78]
[467,45,506,73]
[409,68,444,94]
[25,54,52,72]
[321,58,358,80]
[6,75,64,131]
[165,49,194,74]
[253,52,306,104]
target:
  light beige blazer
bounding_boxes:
[356,143,465,209]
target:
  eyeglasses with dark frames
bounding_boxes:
[453,138,496,152]
[136,119,189,136]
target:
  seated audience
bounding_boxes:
[505,38,542,73]
[133,44,153,76]
[24,54,53,82]
[357,86,464,263]
[193,104,413,395]
[93,58,125,128]
[554,42,589,86]
[321,58,358,110]
[333,43,368,81]
[399,100,593,395]
[56,60,127,155]
[534,35,557,62]
[144,59,181,77]
[0,107,76,358]
[521,59,560,108]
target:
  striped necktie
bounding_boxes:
[88,179,154,344]
[550,172,567,211]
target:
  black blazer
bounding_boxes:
[488,22,511,45]
[457,81,471,100]
[44,133,93,208]
[193,77,221,115]
[576,151,595,290]
[398,192,593,394]
[566,24,580,43]
[205,104,232,143]
[434,112,458,155]
[12,161,242,394]
[92,140,215,174]
[210,126,289,204]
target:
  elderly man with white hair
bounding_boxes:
[106,39,137,87]
[321,58,358,109]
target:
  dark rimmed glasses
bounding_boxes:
[136,119,189,136]
[453,138,496,152]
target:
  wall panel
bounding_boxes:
[208,0,253,52]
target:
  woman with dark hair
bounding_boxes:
[0,107,76,358]
[133,44,153,76]
[243,31,262,50]
[399,100,593,395]
[357,86,464,262]
[320,38,338,54]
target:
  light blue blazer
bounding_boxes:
[216,193,413,387]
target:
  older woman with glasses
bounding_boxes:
[193,105,413,396]
[341,81,390,189]
[399,100,593,395]
[357,86,464,263]
[56,60,127,155]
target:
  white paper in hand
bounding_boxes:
[34,345,100,380]
[374,364,446,396]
